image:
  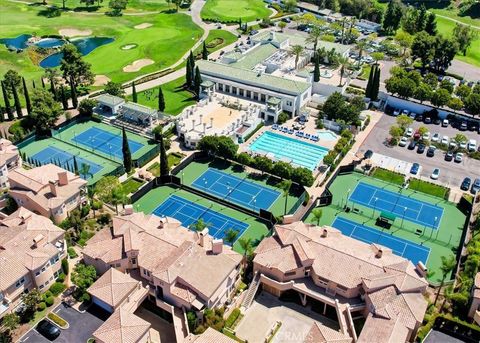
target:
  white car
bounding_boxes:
[422,132,430,141]
[431,168,440,180]
[441,136,449,145]
[450,141,458,150]
[459,141,467,149]
[442,119,449,127]
[393,109,400,116]
[402,109,410,116]
[468,139,477,152]
[409,112,416,119]
[455,152,464,163]
[399,137,409,147]
[431,133,440,142]
[405,127,414,137]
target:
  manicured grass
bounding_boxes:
[47,312,68,328]
[304,172,466,283]
[357,64,372,81]
[409,178,448,199]
[47,0,170,13]
[194,29,238,57]
[133,185,270,254]
[201,0,272,22]
[0,1,203,85]
[130,76,196,115]
[168,152,185,167]
[371,167,405,186]
[122,177,145,194]
[178,159,306,217]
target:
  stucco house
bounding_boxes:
[0,138,21,189]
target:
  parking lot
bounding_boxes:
[20,303,108,343]
[359,113,480,188]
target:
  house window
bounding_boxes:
[41,267,46,273]
[131,258,137,265]
[15,277,26,288]
[39,285,44,290]
[35,271,41,277]
[286,101,292,106]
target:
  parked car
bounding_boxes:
[460,121,468,131]
[415,114,423,122]
[424,117,432,124]
[410,163,420,175]
[36,320,61,341]
[405,127,414,137]
[472,178,480,194]
[364,150,373,159]
[449,141,458,150]
[433,118,441,125]
[441,136,449,145]
[445,151,454,161]
[393,109,400,116]
[461,177,472,191]
[468,121,478,132]
[468,139,477,152]
[399,137,409,147]
[431,168,440,180]
[408,141,417,150]
[417,144,426,154]
[426,146,436,157]
[442,119,449,127]
[402,109,410,116]
[422,132,430,141]
[459,141,467,149]
[409,112,416,119]
[431,133,440,142]
[455,152,464,163]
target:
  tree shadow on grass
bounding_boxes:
[458,3,479,19]
[73,5,101,12]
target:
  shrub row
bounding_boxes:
[225,308,241,328]
[48,312,68,328]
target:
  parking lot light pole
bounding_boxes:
[372,197,378,219]
[430,216,437,240]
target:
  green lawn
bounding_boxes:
[129,76,196,115]
[46,0,171,13]
[371,168,405,186]
[201,0,272,22]
[409,178,448,199]
[133,185,270,253]
[122,177,145,194]
[195,29,238,56]
[177,159,306,217]
[304,172,466,284]
[0,1,203,85]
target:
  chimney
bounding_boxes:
[199,228,209,247]
[58,171,68,186]
[321,228,328,237]
[33,234,45,247]
[212,239,223,254]
[124,204,133,215]
[49,181,58,197]
[416,261,427,278]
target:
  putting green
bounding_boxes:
[0,1,203,85]
[201,0,272,22]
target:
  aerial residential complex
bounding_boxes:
[0,0,479,342]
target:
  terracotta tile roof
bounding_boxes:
[304,322,352,343]
[82,228,124,264]
[93,308,150,343]
[189,327,237,343]
[0,139,19,167]
[87,268,140,308]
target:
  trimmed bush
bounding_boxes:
[61,258,69,275]
[225,308,241,328]
[37,302,46,311]
[47,312,68,328]
[56,273,66,283]
[49,282,66,296]
[45,296,54,307]
[67,247,78,258]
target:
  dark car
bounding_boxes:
[424,117,432,124]
[461,177,472,191]
[472,178,480,194]
[408,140,417,150]
[469,121,479,132]
[417,144,426,154]
[426,146,436,157]
[433,118,441,125]
[415,114,423,122]
[445,151,454,161]
[364,150,373,159]
[410,163,420,175]
[460,121,468,131]
[36,320,61,341]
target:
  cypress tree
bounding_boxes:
[188,51,195,88]
[313,55,320,82]
[122,126,132,173]
[186,57,193,89]
[1,81,13,122]
[365,64,375,99]
[159,133,169,176]
[22,77,32,116]
[132,82,137,103]
[73,156,79,174]
[194,66,202,100]
[50,78,57,100]
[60,85,68,110]
[239,17,242,29]
[11,82,23,118]
[158,86,165,112]
[41,78,46,89]
[70,79,78,108]
[372,66,381,101]
[32,80,36,89]
[202,41,208,60]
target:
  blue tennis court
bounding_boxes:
[332,217,430,265]
[153,195,249,243]
[191,169,280,211]
[72,127,144,160]
[349,182,443,229]
[31,146,103,179]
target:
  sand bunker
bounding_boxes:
[121,44,137,50]
[59,29,92,37]
[93,75,111,86]
[123,59,154,72]
[134,23,153,29]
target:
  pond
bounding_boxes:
[39,37,114,68]
[0,34,32,50]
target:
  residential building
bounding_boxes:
[251,221,428,343]
[468,272,480,325]
[8,164,87,224]
[0,138,21,189]
[82,208,243,341]
[0,208,66,318]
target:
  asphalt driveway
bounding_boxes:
[20,303,108,343]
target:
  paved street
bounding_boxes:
[359,113,480,188]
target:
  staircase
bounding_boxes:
[242,272,261,310]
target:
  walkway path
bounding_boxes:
[434,13,480,30]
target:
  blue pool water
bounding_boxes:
[36,38,65,49]
[317,130,338,141]
[39,37,114,68]
[249,131,329,170]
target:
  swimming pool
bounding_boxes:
[249,131,329,170]
[317,130,338,141]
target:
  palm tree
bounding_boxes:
[279,180,292,216]
[338,56,350,86]
[87,185,97,218]
[434,255,456,306]
[110,187,126,214]
[238,237,253,259]
[78,163,92,180]
[306,26,322,53]
[225,229,239,245]
[289,45,305,70]
[356,40,367,67]
[440,284,453,312]
[312,208,323,226]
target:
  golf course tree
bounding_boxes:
[44,68,59,100]
[453,23,478,57]
[132,81,138,103]
[186,51,195,89]
[108,0,128,16]
[158,86,165,112]
[78,98,97,117]
[202,41,208,60]
[2,69,21,97]
[60,44,94,109]
[194,66,202,100]
[22,77,32,116]
[122,126,132,173]
[60,85,69,110]
[11,82,23,118]
[159,131,169,176]
[1,81,12,121]
[28,89,64,135]
[104,81,125,97]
